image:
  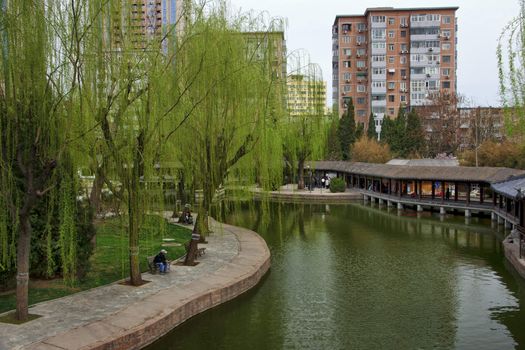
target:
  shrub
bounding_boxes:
[351,136,392,163]
[330,177,346,193]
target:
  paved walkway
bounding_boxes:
[0,218,270,350]
[254,184,362,202]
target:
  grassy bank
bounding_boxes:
[0,216,192,314]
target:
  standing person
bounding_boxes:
[321,176,326,189]
[154,249,168,274]
[446,187,451,200]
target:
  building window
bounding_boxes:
[372,29,386,40]
[357,97,366,104]
[401,30,406,38]
[400,95,406,102]
[400,17,408,26]
[343,72,351,80]
[441,30,451,38]
[343,61,351,68]
[442,68,450,76]
[357,60,366,68]
[388,30,395,38]
[389,44,395,51]
[442,56,451,63]
[400,82,407,90]
[343,48,352,56]
[388,17,395,25]
[343,85,351,92]
[400,43,407,51]
[342,23,351,32]
[373,68,386,75]
[401,69,407,77]
[357,23,367,32]
[388,82,395,90]
[443,81,451,89]
[388,108,395,115]
[357,85,366,93]
[388,95,395,102]
[372,42,386,49]
[388,56,395,63]
[443,16,451,24]
[342,36,351,44]
[400,56,407,64]
[442,43,451,50]
[372,16,386,23]
[357,48,366,56]
[357,110,366,117]
[357,35,365,44]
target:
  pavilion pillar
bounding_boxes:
[454,182,459,202]
[399,180,403,198]
[388,179,392,195]
[379,179,383,193]
[466,183,471,205]
[480,185,484,204]
[431,182,435,200]
[442,181,445,202]
[418,181,422,200]
[493,192,497,207]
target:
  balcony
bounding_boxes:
[371,99,387,107]
[371,85,387,94]
[371,61,386,68]
[410,20,441,28]
[411,34,439,41]
[371,47,386,55]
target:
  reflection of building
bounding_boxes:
[332,7,458,130]
[287,75,327,116]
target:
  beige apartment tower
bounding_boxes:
[332,7,458,135]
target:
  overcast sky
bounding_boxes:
[228,0,520,107]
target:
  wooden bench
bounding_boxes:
[147,255,171,274]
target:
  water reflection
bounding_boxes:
[146,202,525,350]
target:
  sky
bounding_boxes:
[228,0,520,107]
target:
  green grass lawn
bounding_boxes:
[0,215,192,314]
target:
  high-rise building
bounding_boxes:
[332,7,458,135]
[109,0,183,49]
[287,74,327,116]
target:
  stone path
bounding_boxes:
[0,218,270,350]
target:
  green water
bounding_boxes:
[147,202,525,350]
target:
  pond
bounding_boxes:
[146,202,525,350]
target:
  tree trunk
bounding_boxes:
[297,159,305,190]
[184,224,200,266]
[128,134,144,286]
[89,166,105,215]
[15,212,31,321]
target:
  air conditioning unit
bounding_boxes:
[445,75,450,79]
[346,79,351,83]
[426,73,431,77]
[428,47,433,52]
[342,92,346,95]
[343,30,348,34]
[400,88,407,93]
[357,42,361,46]
[357,54,361,58]
[444,36,450,40]
[436,60,440,65]
[402,76,407,80]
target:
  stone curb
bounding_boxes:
[22,220,270,350]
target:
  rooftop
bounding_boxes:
[334,6,459,24]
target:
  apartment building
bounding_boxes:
[109,0,182,49]
[332,7,458,135]
[287,74,327,116]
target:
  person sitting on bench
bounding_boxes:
[154,249,168,274]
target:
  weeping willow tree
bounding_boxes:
[0,0,85,320]
[498,0,525,141]
[283,50,327,190]
[176,4,286,264]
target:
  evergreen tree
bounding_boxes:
[405,110,425,156]
[367,112,377,140]
[325,116,342,160]
[355,122,364,140]
[337,98,356,160]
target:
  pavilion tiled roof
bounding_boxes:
[309,161,525,184]
[492,177,525,199]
